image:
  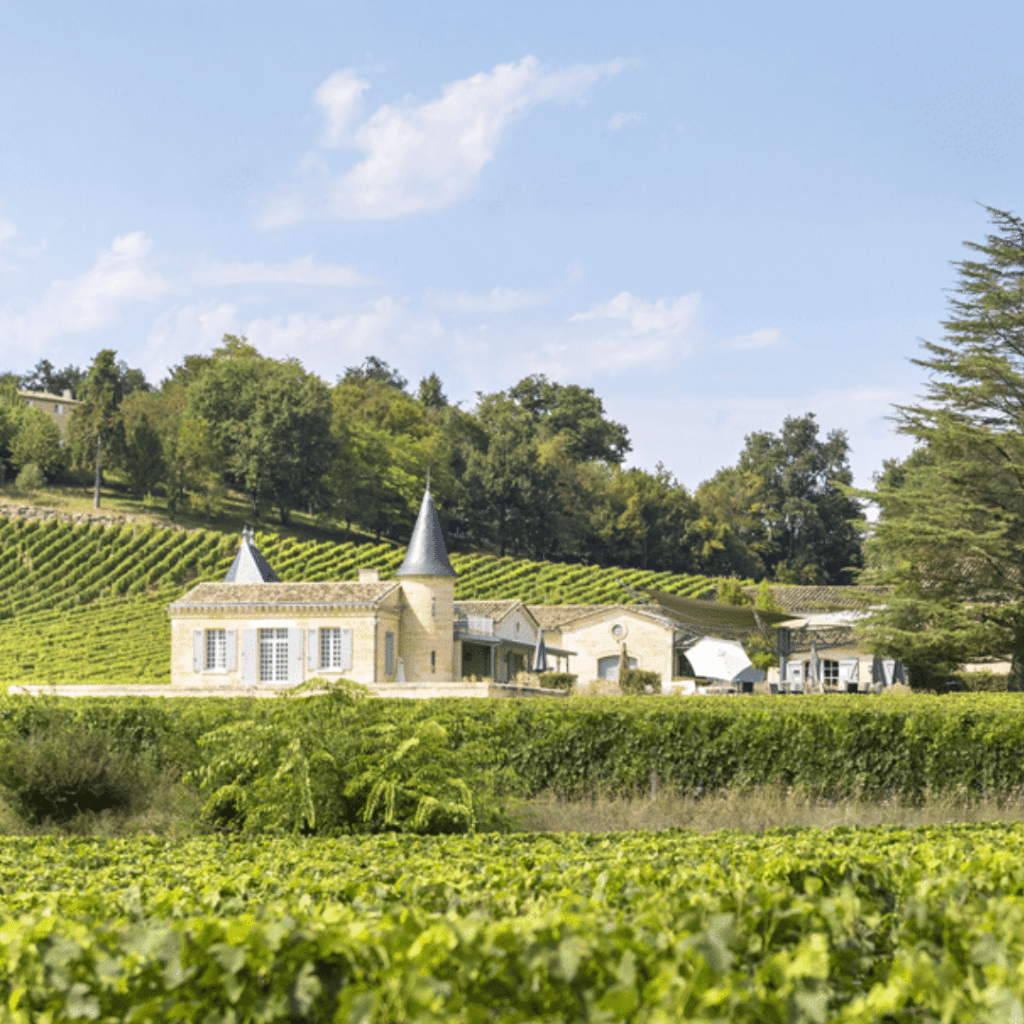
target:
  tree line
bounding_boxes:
[0,340,866,584]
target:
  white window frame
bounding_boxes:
[205,629,226,671]
[259,628,289,683]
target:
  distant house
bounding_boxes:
[16,389,79,438]
[166,483,891,693]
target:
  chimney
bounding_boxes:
[62,389,72,399]
[358,567,381,583]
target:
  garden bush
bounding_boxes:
[537,672,576,691]
[0,724,141,823]
[619,669,662,695]
[13,463,45,491]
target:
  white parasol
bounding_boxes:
[685,638,752,682]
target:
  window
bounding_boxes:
[259,628,289,682]
[384,631,395,676]
[431,597,436,618]
[431,650,436,672]
[205,629,226,670]
[822,659,839,685]
[320,628,349,670]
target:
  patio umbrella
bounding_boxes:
[809,640,821,692]
[685,638,752,682]
[893,660,907,685]
[531,631,549,672]
[872,656,885,685]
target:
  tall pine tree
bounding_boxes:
[861,206,1024,688]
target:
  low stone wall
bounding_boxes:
[9,680,494,699]
[489,683,570,699]
[0,502,187,532]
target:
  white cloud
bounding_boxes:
[240,300,448,376]
[608,112,644,131]
[0,215,16,245]
[569,290,704,342]
[0,232,172,351]
[193,255,377,289]
[426,285,549,313]
[258,55,626,226]
[314,69,371,148]
[143,303,238,380]
[721,328,785,351]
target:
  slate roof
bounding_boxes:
[528,603,673,631]
[169,581,400,612]
[739,584,892,613]
[224,529,280,583]
[396,486,457,577]
[455,599,525,622]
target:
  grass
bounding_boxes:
[513,786,1024,833]
[0,477,388,548]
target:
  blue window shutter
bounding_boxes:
[341,629,353,672]
[239,630,257,684]
[308,628,318,671]
[288,627,303,683]
[193,630,203,672]
[225,630,237,672]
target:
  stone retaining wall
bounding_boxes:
[0,502,187,532]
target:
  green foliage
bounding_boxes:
[185,337,336,522]
[0,724,139,822]
[538,672,576,691]
[10,406,65,479]
[717,578,752,605]
[618,669,662,694]
[123,410,164,496]
[859,207,1024,685]
[5,825,1024,1020]
[192,703,510,836]
[14,462,45,491]
[953,670,1010,692]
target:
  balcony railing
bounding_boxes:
[455,615,494,637]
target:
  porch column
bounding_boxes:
[489,645,495,682]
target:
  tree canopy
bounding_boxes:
[859,206,1024,687]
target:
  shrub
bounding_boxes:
[14,463,46,491]
[538,673,577,691]
[619,669,662,695]
[0,725,140,823]
[952,670,1009,692]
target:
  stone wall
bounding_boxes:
[0,501,187,532]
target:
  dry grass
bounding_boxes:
[513,786,1024,833]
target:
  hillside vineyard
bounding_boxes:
[0,516,721,687]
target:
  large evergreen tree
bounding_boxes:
[860,206,1024,687]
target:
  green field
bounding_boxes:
[0,515,722,687]
[1,824,1024,1021]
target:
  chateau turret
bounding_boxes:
[395,482,456,679]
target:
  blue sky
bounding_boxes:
[2,1,1022,490]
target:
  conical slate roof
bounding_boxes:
[396,485,457,578]
[223,527,280,583]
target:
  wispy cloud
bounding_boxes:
[608,111,644,131]
[0,215,16,245]
[0,232,172,351]
[193,255,378,289]
[426,286,549,313]
[258,55,626,227]
[721,328,784,351]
